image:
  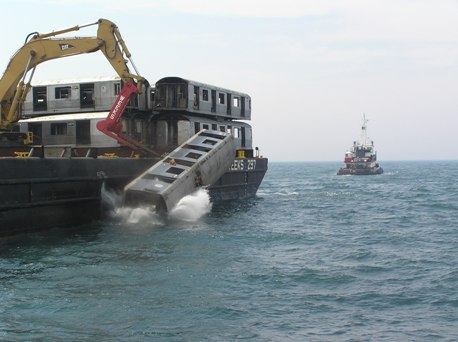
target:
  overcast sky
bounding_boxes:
[2,0,457,161]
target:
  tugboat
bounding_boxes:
[337,114,383,175]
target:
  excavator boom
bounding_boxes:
[0,19,145,134]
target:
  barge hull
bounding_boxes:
[0,157,156,237]
[0,156,268,237]
[210,157,268,200]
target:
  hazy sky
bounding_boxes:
[2,0,457,161]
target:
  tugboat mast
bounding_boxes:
[359,113,369,146]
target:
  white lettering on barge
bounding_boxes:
[230,159,256,171]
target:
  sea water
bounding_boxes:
[1,161,457,341]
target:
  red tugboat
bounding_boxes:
[337,114,383,175]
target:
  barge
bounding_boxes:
[0,19,267,236]
[2,75,269,237]
[0,19,268,237]
[1,76,268,236]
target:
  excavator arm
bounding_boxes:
[0,19,146,148]
[95,80,159,156]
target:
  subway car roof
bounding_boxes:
[155,76,250,98]
[19,112,110,123]
[30,76,121,86]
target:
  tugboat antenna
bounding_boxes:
[360,113,369,145]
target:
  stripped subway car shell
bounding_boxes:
[20,112,118,148]
[21,76,150,118]
[154,77,251,120]
[23,76,121,116]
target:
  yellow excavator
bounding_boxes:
[0,18,149,151]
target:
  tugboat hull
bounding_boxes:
[337,166,383,176]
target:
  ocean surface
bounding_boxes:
[1,161,458,341]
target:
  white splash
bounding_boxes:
[101,183,123,214]
[115,206,163,225]
[101,183,211,225]
[101,183,163,225]
[168,188,213,222]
